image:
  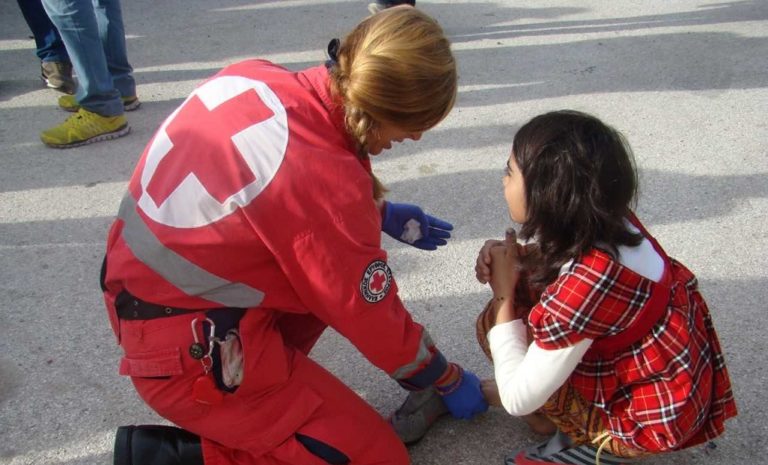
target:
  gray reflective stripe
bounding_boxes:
[118,194,265,308]
[391,330,436,380]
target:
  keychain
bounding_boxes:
[190,317,224,405]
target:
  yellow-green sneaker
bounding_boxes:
[58,94,141,112]
[40,108,130,148]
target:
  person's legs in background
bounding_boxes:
[368,0,416,15]
[39,0,136,148]
[94,0,136,101]
[16,0,74,93]
[43,0,123,116]
[55,0,139,113]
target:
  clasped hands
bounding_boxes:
[475,228,533,323]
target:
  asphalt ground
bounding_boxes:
[1,1,766,464]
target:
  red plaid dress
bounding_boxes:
[528,220,737,453]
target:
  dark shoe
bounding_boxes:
[389,387,449,445]
[368,1,415,14]
[505,430,572,464]
[41,61,75,94]
[114,425,203,465]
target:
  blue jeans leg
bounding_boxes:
[16,0,70,62]
[41,0,132,116]
[93,0,135,99]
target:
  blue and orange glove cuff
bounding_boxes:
[396,350,449,391]
[435,366,489,420]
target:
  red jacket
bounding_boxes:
[103,60,445,387]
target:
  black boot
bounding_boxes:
[114,425,204,465]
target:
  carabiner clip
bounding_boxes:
[191,317,216,372]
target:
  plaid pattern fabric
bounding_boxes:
[541,381,650,459]
[528,245,737,453]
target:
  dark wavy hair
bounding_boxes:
[513,110,643,285]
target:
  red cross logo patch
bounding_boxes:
[360,260,392,303]
[137,75,288,228]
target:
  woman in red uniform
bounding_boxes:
[102,7,486,465]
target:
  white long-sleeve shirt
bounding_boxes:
[488,320,592,415]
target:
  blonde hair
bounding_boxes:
[329,7,457,199]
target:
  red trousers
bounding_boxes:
[114,306,409,465]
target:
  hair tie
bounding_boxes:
[325,38,340,69]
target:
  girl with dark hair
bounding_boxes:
[474,110,737,465]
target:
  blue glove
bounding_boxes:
[381,201,453,251]
[436,366,488,420]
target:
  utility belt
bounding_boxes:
[103,257,247,401]
[113,290,246,353]
[115,290,216,320]
[114,289,247,399]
